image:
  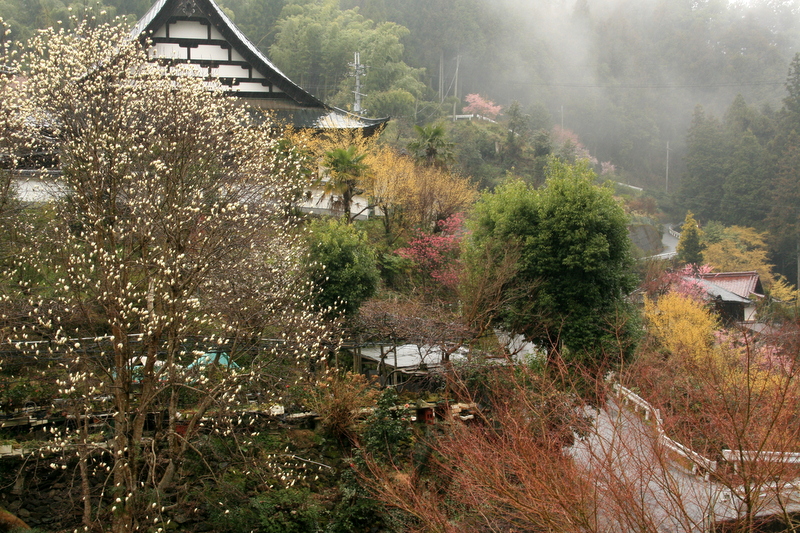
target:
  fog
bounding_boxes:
[439,0,799,187]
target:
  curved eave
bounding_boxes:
[315,108,389,133]
[134,0,320,107]
[133,0,389,132]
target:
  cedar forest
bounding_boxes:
[0,0,799,532]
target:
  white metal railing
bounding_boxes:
[611,381,800,528]
[613,382,662,424]
[614,382,800,484]
[451,114,498,123]
[613,383,718,477]
[659,433,718,477]
[722,450,800,473]
[650,251,678,260]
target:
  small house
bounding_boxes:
[357,344,468,387]
[695,271,764,323]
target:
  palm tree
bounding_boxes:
[408,122,454,168]
[321,146,369,222]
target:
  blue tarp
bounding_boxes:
[186,351,240,370]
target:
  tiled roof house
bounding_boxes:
[697,271,764,323]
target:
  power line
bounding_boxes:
[525,80,786,89]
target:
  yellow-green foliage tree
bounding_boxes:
[643,291,782,386]
[641,290,789,421]
[364,146,477,237]
[702,223,798,304]
[637,291,800,526]
[642,290,796,425]
[364,145,417,240]
[643,292,718,361]
[676,211,705,266]
[703,224,774,281]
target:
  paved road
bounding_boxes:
[570,400,800,532]
[571,401,713,532]
[662,224,679,255]
[646,224,679,260]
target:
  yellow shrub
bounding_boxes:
[644,292,718,360]
[644,292,787,394]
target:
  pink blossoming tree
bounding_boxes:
[462,93,502,119]
[396,213,465,293]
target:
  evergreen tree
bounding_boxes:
[677,211,705,266]
[680,106,728,223]
[464,159,637,367]
[720,130,772,227]
[305,218,379,317]
[783,53,800,124]
[767,131,800,284]
[766,54,800,281]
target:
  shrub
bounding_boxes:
[254,488,323,533]
[305,372,379,443]
[306,218,380,317]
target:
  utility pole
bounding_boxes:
[454,55,460,100]
[452,55,460,121]
[666,141,670,193]
[349,52,366,113]
[439,50,444,103]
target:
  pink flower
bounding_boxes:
[462,94,502,119]
[396,213,465,291]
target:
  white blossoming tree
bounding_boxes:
[1,19,335,532]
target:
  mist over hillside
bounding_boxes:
[387,0,799,189]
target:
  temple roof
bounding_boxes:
[133,0,388,133]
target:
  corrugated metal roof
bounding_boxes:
[360,344,468,371]
[689,277,752,304]
[699,271,763,299]
[268,108,387,132]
